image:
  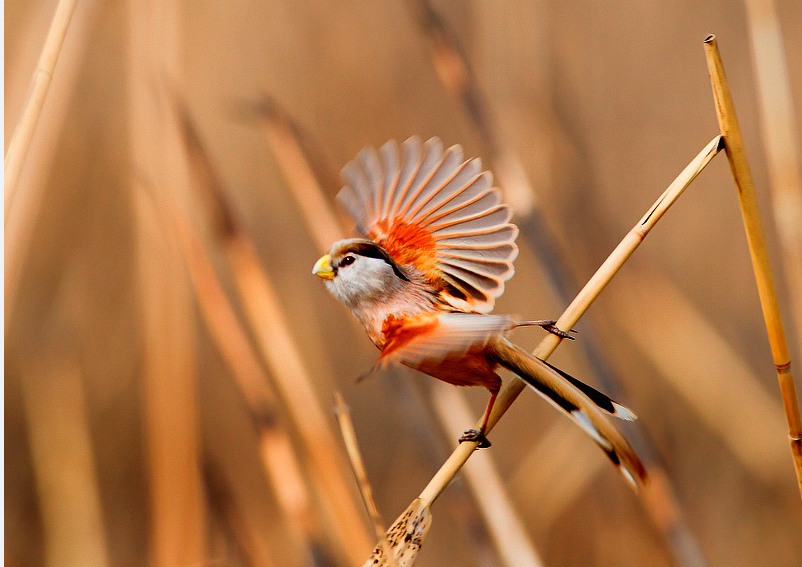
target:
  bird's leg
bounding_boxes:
[518,319,577,340]
[459,388,498,449]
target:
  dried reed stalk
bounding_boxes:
[20,352,110,567]
[742,0,802,355]
[177,108,373,564]
[334,392,399,567]
[362,499,432,567]
[704,35,802,498]
[127,0,206,564]
[4,0,79,221]
[5,0,98,334]
[416,135,723,508]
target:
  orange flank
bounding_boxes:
[379,313,439,358]
[371,218,438,278]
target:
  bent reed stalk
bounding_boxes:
[417,135,723,508]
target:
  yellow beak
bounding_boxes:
[312,254,335,280]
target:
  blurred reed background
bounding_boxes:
[5,1,802,566]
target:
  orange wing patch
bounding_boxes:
[370,218,438,279]
[379,313,439,358]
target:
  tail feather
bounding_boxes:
[487,337,647,490]
[540,359,637,421]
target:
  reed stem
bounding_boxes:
[4,0,79,222]
[418,135,723,507]
[704,34,802,499]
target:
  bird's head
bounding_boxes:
[313,239,412,310]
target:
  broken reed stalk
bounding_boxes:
[704,34,802,498]
[333,392,400,567]
[742,0,802,356]
[4,0,79,222]
[417,135,724,508]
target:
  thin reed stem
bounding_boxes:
[704,34,802,498]
[417,136,723,508]
[334,392,399,567]
[4,0,79,222]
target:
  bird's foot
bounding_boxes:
[522,319,577,340]
[459,428,491,449]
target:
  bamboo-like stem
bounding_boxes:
[742,0,802,356]
[704,34,802,498]
[4,0,79,222]
[334,392,399,567]
[417,135,723,507]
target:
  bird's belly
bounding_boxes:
[402,348,500,391]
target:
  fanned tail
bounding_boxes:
[487,337,647,490]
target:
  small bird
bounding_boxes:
[313,137,646,488]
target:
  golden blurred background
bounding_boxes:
[5,1,802,566]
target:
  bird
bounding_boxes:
[313,136,646,488]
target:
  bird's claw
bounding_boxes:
[459,428,491,449]
[533,319,577,340]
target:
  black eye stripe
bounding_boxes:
[338,241,410,281]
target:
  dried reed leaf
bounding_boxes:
[607,267,788,482]
[128,0,206,563]
[5,0,99,333]
[509,420,605,531]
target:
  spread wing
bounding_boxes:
[337,137,519,313]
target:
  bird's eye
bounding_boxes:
[340,255,356,267]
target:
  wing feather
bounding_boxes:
[381,313,513,367]
[338,137,519,312]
